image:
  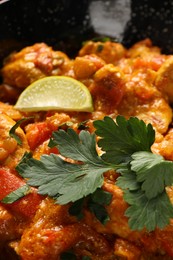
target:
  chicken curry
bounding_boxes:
[0,38,173,259]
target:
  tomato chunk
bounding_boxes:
[25,122,52,150]
[0,168,42,218]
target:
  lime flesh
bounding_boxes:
[15,76,94,112]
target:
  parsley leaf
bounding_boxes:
[88,202,110,225]
[77,120,89,130]
[88,188,112,224]
[49,129,101,163]
[124,189,173,231]
[116,151,173,231]
[131,152,173,199]
[17,129,113,204]
[116,169,140,191]
[90,188,112,206]
[69,189,112,224]
[94,116,173,231]
[69,198,85,220]
[94,115,155,164]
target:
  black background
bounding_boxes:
[0,0,173,64]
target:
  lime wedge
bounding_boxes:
[14,76,93,112]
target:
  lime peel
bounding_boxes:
[14,76,94,112]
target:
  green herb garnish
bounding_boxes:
[68,188,112,225]
[9,117,33,145]
[3,115,173,232]
[58,121,73,130]
[69,197,85,220]
[97,44,104,52]
[16,129,113,205]
[94,116,155,164]
[1,184,30,204]
[88,189,112,224]
[77,120,89,130]
[82,36,112,46]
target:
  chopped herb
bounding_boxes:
[58,121,73,130]
[97,44,104,52]
[77,120,89,130]
[1,184,30,204]
[90,36,112,42]
[9,117,33,145]
[4,115,173,232]
[82,36,113,46]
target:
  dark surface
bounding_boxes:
[0,0,173,64]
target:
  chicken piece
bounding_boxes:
[0,102,22,121]
[79,40,126,64]
[114,238,141,260]
[131,55,167,72]
[117,69,172,134]
[152,128,173,160]
[74,54,105,79]
[133,97,172,134]
[126,38,161,59]
[89,64,125,114]
[154,56,173,103]
[0,113,29,168]
[124,39,167,72]
[115,40,172,135]
[1,43,73,89]
[0,205,21,244]
[78,40,172,133]
[16,198,113,260]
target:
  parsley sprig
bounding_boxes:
[94,116,173,231]
[16,129,113,205]
[3,115,173,232]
